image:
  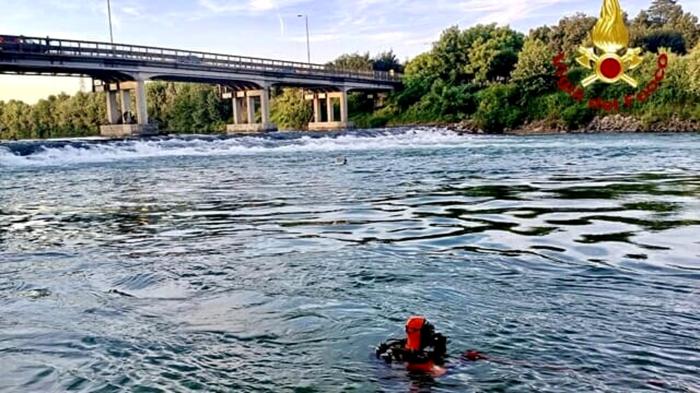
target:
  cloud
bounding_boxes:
[452,0,581,25]
[198,0,311,14]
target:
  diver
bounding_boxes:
[375,316,448,375]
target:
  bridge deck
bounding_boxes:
[0,34,400,89]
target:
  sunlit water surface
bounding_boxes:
[1,129,699,392]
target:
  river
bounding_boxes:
[1,129,699,392]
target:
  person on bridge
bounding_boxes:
[375,316,448,376]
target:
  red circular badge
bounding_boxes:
[600,58,622,79]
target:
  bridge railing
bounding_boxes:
[0,34,401,83]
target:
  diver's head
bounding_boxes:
[404,316,436,352]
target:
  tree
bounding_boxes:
[398,52,439,108]
[547,13,597,56]
[529,26,553,43]
[432,26,471,85]
[511,38,556,97]
[373,50,403,72]
[474,84,523,132]
[632,0,700,49]
[637,30,687,53]
[166,84,226,133]
[0,100,32,139]
[147,82,171,128]
[465,26,523,84]
[686,44,700,96]
[270,88,312,130]
[328,53,373,71]
[649,0,685,25]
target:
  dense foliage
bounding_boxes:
[0,92,105,139]
[359,0,700,131]
[0,0,698,138]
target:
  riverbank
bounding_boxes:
[445,114,700,135]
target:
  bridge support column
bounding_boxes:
[306,90,354,131]
[232,96,242,125]
[339,89,349,124]
[226,87,277,133]
[326,94,335,122]
[260,88,271,126]
[246,94,255,125]
[100,80,157,138]
[135,79,148,126]
[120,90,132,124]
[106,91,120,125]
[313,95,322,123]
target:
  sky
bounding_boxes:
[1,0,698,103]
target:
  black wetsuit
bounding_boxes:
[376,334,447,365]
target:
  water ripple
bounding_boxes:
[1,131,700,392]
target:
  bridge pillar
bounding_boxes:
[307,90,354,131]
[106,91,120,125]
[135,79,148,126]
[120,90,132,124]
[232,96,242,125]
[339,89,349,124]
[100,80,157,138]
[326,94,335,122]
[226,87,277,133]
[313,95,322,123]
[260,87,271,126]
[246,94,255,124]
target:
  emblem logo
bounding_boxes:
[576,0,644,87]
[553,0,668,111]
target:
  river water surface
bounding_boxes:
[1,129,699,392]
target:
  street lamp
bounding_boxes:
[297,14,311,64]
[107,0,114,44]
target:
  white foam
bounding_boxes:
[0,128,480,167]
[1,129,682,168]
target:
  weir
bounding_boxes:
[0,34,401,136]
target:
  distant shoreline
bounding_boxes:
[1,121,699,144]
[445,114,700,135]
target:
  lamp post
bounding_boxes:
[107,0,114,44]
[297,14,311,64]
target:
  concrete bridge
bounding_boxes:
[0,34,401,136]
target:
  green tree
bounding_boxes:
[474,84,523,132]
[529,26,553,43]
[270,88,312,130]
[167,84,225,133]
[29,98,54,139]
[0,100,33,139]
[511,38,556,98]
[632,0,700,49]
[399,52,439,108]
[547,13,597,56]
[687,44,700,96]
[328,53,373,71]
[431,26,471,85]
[373,50,403,72]
[465,26,523,84]
[637,30,687,53]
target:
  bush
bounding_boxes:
[511,38,556,98]
[561,104,594,130]
[525,92,572,121]
[474,84,524,132]
[270,88,312,130]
